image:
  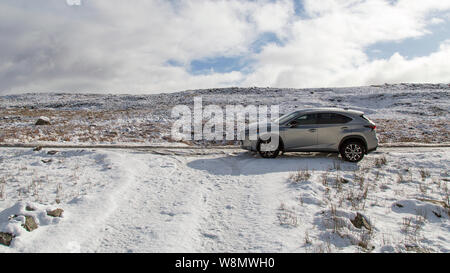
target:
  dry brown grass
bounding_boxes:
[277,203,298,227]
[289,168,311,184]
[0,108,166,144]
[374,156,388,168]
[373,118,449,144]
[1,108,448,144]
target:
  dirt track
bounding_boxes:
[1,142,450,150]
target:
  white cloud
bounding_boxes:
[360,40,450,85]
[244,0,450,88]
[0,0,267,93]
[252,0,294,34]
[429,17,445,25]
[0,0,450,94]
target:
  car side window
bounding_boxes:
[317,113,352,124]
[293,114,316,125]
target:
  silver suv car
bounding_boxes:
[241,108,378,162]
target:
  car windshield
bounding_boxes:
[273,111,298,124]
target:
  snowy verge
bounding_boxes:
[0,147,449,252]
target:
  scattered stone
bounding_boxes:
[42,159,52,163]
[351,212,372,230]
[22,215,38,232]
[33,146,42,151]
[35,116,51,125]
[432,211,442,218]
[358,240,375,251]
[395,203,404,208]
[47,150,58,155]
[25,205,35,211]
[341,178,350,184]
[0,232,14,246]
[8,214,18,221]
[47,208,64,217]
[405,244,432,253]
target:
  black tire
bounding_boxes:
[340,141,365,162]
[257,137,280,158]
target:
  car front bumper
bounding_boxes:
[240,140,257,151]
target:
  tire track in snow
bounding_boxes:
[192,154,288,252]
[93,153,210,252]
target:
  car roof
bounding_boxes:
[294,108,364,116]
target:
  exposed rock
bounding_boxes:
[42,159,52,163]
[33,146,42,151]
[47,150,58,155]
[47,208,64,217]
[8,214,18,221]
[405,244,432,253]
[25,205,35,211]
[433,211,442,218]
[358,240,375,251]
[341,178,350,184]
[22,215,38,232]
[351,212,372,230]
[0,232,14,246]
[35,116,51,125]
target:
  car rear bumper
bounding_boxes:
[367,146,377,153]
[365,132,378,154]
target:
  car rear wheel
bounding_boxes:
[340,141,364,162]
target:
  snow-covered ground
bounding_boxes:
[0,84,448,252]
[1,83,449,145]
[1,147,449,253]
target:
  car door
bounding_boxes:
[280,113,318,150]
[316,113,352,150]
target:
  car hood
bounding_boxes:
[246,122,280,132]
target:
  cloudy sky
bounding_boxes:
[1,0,450,94]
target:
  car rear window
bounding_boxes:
[317,113,352,124]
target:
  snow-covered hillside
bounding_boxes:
[0,83,449,145]
[0,147,449,252]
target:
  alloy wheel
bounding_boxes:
[344,143,363,161]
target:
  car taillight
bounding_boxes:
[365,125,376,130]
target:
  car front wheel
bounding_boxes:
[340,141,364,162]
[257,138,280,158]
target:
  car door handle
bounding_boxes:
[308,129,317,132]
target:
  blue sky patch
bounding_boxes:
[366,19,450,60]
[251,32,284,53]
[184,32,282,75]
[165,59,184,67]
[188,56,254,75]
[293,0,308,18]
